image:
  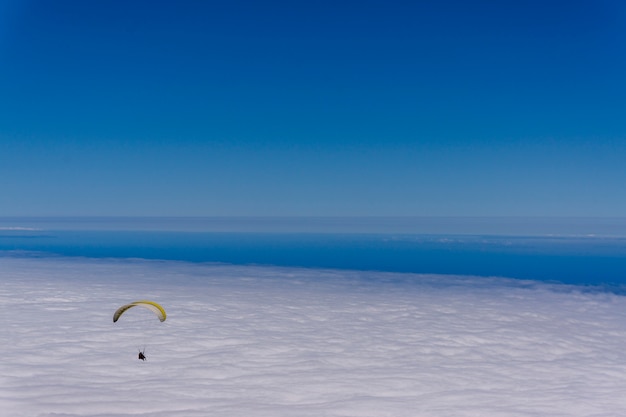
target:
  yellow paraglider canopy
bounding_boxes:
[113,300,167,323]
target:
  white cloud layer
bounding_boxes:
[2,256,626,416]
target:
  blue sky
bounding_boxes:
[1,0,625,217]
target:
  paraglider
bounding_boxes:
[113,300,166,360]
[113,300,167,323]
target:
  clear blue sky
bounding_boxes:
[1,0,625,217]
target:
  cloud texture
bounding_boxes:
[2,256,626,416]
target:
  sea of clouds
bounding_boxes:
[2,255,626,417]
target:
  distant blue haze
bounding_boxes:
[2,217,626,290]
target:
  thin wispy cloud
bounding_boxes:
[2,256,626,416]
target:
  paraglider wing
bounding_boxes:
[113,300,167,323]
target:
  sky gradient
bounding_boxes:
[1,1,625,217]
